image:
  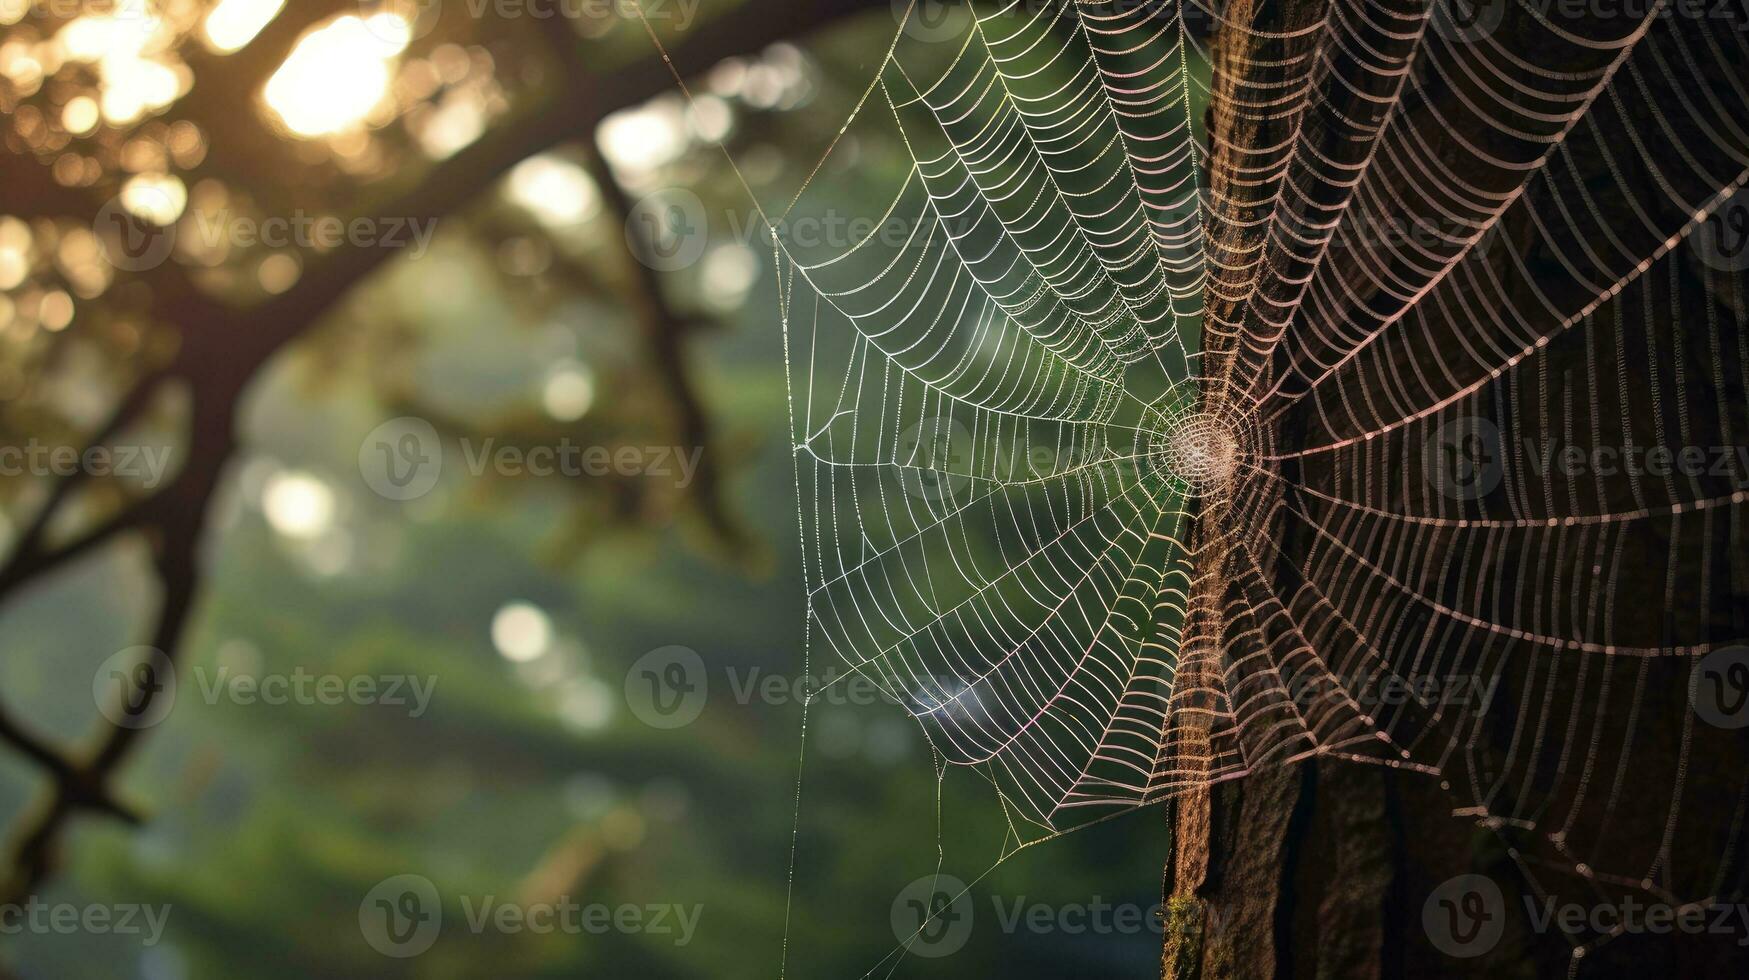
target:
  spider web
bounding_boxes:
[734,0,1749,966]
[779,0,1220,835]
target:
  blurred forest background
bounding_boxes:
[0,0,1175,976]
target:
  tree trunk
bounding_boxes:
[1171,0,1749,975]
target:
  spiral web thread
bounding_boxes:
[742,0,1749,967]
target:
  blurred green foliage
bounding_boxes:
[0,4,1206,976]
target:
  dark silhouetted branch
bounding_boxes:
[0,0,885,904]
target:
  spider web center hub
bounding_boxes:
[1161,412,1243,493]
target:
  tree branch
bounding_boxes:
[0,0,888,902]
